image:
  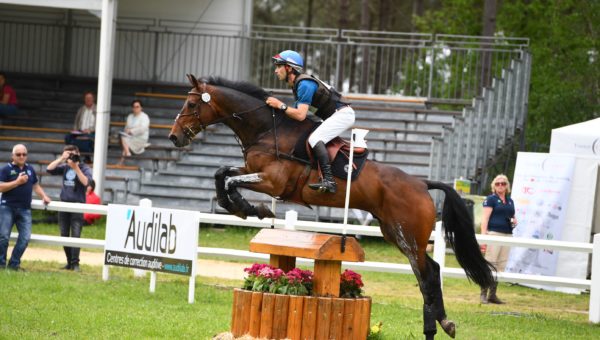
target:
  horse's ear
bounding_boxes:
[187,74,199,89]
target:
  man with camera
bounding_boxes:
[47,145,93,272]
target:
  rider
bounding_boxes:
[266,50,355,194]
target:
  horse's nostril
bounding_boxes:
[168,134,178,144]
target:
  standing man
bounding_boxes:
[265,50,355,194]
[47,145,92,272]
[0,144,51,271]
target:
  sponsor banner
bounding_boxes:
[505,153,575,277]
[454,178,471,195]
[104,204,199,276]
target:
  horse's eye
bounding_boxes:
[188,102,197,109]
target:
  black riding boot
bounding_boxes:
[308,141,337,193]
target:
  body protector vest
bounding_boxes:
[292,74,349,120]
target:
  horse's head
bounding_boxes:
[169,74,220,147]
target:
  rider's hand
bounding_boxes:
[266,96,282,109]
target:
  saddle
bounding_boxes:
[292,124,369,181]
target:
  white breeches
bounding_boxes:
[308,106,355,147]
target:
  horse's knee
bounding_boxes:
[215,166,233,181]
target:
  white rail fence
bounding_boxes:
[10,200,599,323]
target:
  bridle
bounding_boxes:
[174,83,268,143]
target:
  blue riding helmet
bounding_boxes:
[272,50,304,72]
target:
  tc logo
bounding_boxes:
[522,186,535,194]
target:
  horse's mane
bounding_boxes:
[203,76,269,102]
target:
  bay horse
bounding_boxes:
[168,74,494,339]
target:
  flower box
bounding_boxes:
[231,288,371,340]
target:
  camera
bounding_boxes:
[68,153,81,163]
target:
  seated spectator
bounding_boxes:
[83,180,101,226]
[118,99,150,165]
[65,91,96,157]
[0,73,18,115]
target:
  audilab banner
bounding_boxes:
[104,204,199,276]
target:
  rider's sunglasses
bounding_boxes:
[14,153,27,157]
[495,182,507,186]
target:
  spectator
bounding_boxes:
[65,91,96,157]
[118,99,150,165]
[83,180,101,226]
[46,145,92,272]
[0,73,18,115]
[479,174,517,304]
[0,144,51,271]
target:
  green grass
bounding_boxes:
[17,211,600,338]
[1,262,599,339]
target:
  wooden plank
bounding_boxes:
[315,297,332,340]
[357,298,372,340]
[259,293,276,339]
[0,136,63,144]
[270,254,296,273]
[248,292,263,337]
[0,125,70,133]
[230,288,240,335]
[286,295,304,340]
[329,298,345,340]
[250,229,364,262]
[313,260,341,297]
[351,298,365,340]
[300,296,318,340]
[341,299,356,340]
[237,289,253,336]
[272,294,290,339]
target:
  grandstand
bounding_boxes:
[0,4,531,221]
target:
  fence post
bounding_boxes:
[589,233,600,323]
[433,221,446,290]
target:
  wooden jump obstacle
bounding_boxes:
[230,229,371,340]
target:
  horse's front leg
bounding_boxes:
[215,166,276,220]
[225,172,276,220]
[214,166,247,217]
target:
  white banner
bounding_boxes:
[104,204,199,276]
[505,153,576,276]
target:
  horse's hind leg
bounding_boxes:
[381,221,455,339]
[425,255,455,338]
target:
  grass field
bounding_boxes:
[1,211,598,339]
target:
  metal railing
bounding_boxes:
[0,11,528,100]
[428,51,532,189]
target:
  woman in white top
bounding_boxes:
[119,100,150,165]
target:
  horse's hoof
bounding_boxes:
[255,204,275,220]
[233,211,248,219]
[440,319,456,338]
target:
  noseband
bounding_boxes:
[174,84,268,143]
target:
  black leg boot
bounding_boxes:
[308,141,337,193]
[487,282,505,304]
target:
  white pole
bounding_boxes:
[432,221,446,290]
[589,233,600,323]
[284,210,298,230]
[342,128,369,232]
[102,264,109,281]
[93,0,118,200]
[270,198,277,228]
[342,132,356,233]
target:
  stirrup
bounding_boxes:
[308,180,337,193]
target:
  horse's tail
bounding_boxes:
[425,180,496,289]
